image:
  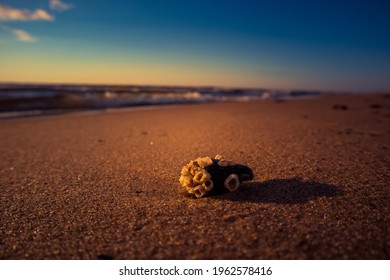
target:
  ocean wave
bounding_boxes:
[0,84,321,118]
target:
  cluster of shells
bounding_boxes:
[179,155,243,198]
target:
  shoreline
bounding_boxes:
[0,91,375,122]
[0,103,185,122]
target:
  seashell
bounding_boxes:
[179,155,253,198]
[189,164,200,176]
[202,180,214,192]
[193,185,207,198]
[193,171,211,184]
[186,185,196,194]
[224,174,240,191]
[215,154,224,160]
[196,156,213,167]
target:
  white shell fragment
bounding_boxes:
[193,185,208,198]
[224,174,240,192]
[202,180,214,192]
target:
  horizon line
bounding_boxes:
[0,80,382,94]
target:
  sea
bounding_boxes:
[0,83,322,119]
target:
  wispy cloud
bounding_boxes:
[0,24,36,42]
[49,0,73,12]
[0,4,54,21]
[13,29,36,42]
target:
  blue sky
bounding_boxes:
[0,0,389,91]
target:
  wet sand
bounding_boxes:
[0,93,389,259]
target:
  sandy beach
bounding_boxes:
[0,93,389,259]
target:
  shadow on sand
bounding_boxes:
[211,178,344,204]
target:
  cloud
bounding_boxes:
[13,29,36,42]
[0,5,54,21]
[0,24,36,42]
[49,0,73,11]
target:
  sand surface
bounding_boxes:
[0,93,389,259]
